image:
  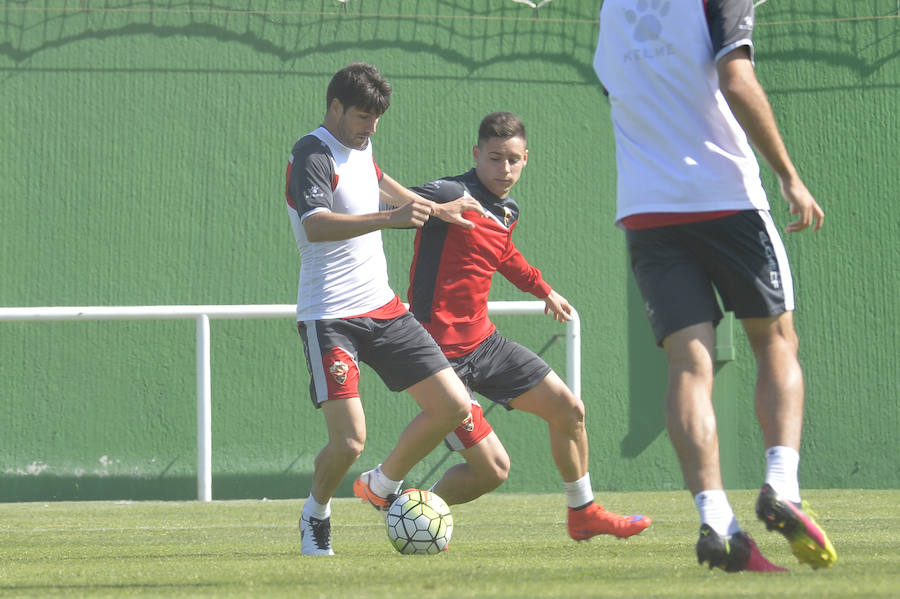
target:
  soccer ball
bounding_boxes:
[385,489,453,555]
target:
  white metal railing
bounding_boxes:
[0,302,580,501]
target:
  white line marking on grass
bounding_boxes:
[21,522,379,533]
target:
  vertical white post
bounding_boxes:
[566,309,581,397]
[196,314,212,502]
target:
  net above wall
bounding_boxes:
[2,1,898,65]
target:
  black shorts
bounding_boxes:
[299,311,450,407]
[448,330,552,409]
[626,210,795,345]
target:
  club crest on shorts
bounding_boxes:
[460,412,475,432]
[329,360,349,384]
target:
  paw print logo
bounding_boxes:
[626,0,670,43]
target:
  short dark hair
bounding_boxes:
[477,112,526,146]
[326,63,392,115]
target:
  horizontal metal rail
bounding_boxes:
[0,302,580,501]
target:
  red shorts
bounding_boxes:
[443,401,493,451]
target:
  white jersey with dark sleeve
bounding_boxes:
[285,126,394,321]
[707,0,755,62]
[593,0,767,222]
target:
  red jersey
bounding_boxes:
[408,169,551,358]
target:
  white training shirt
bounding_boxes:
[285,126,395,321]
[593,0,770,224]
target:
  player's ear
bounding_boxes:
[328,97,344,116]
[522,148,529,166]
[472,145,480,163]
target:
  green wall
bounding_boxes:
[1,1,898,501]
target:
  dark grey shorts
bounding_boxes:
[626,210,795,345]
[299,311,451,407]
[449,330,552,408]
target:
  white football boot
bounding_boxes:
[300,514,334,555]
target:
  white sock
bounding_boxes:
[765,445,801,503]
[695,490,740,536]
[369,464,403,498]
[302,493,331,520]
[563,473,594,509]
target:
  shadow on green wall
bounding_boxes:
[620,270,737,461]
[621,272,667,458]
[0,473,322,502]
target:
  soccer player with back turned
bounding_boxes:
[594,0,836,572]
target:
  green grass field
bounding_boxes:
[1,489,897,598]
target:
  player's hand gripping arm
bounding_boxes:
[543,289,573,323]
[303,172,439,242]
[717,48,824,233]
[302,202,432,242]
[379,173,485,229]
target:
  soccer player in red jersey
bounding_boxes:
[357,112,651,541]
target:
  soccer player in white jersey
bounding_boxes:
[594,0,835,572]
[286,63,483,556]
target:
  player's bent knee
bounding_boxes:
[568,395,586,422]
[773,327,800,355]
[441,386,472,423]
[447,401,470,427]
[483,471,507,492]
[430,398,470,429]
[474,459,508,492]
[491,456,510,486]
[409,369,470,422]
[548,393,585,432]
[334,435,365,463]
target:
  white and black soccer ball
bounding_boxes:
[385,489,453,555]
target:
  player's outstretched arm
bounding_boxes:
[717,48,824,233]
[379,173,484,230]
[303,208,430,242]
[543,289,573,323]
[431,196,485,229]
[305,171,469,241]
